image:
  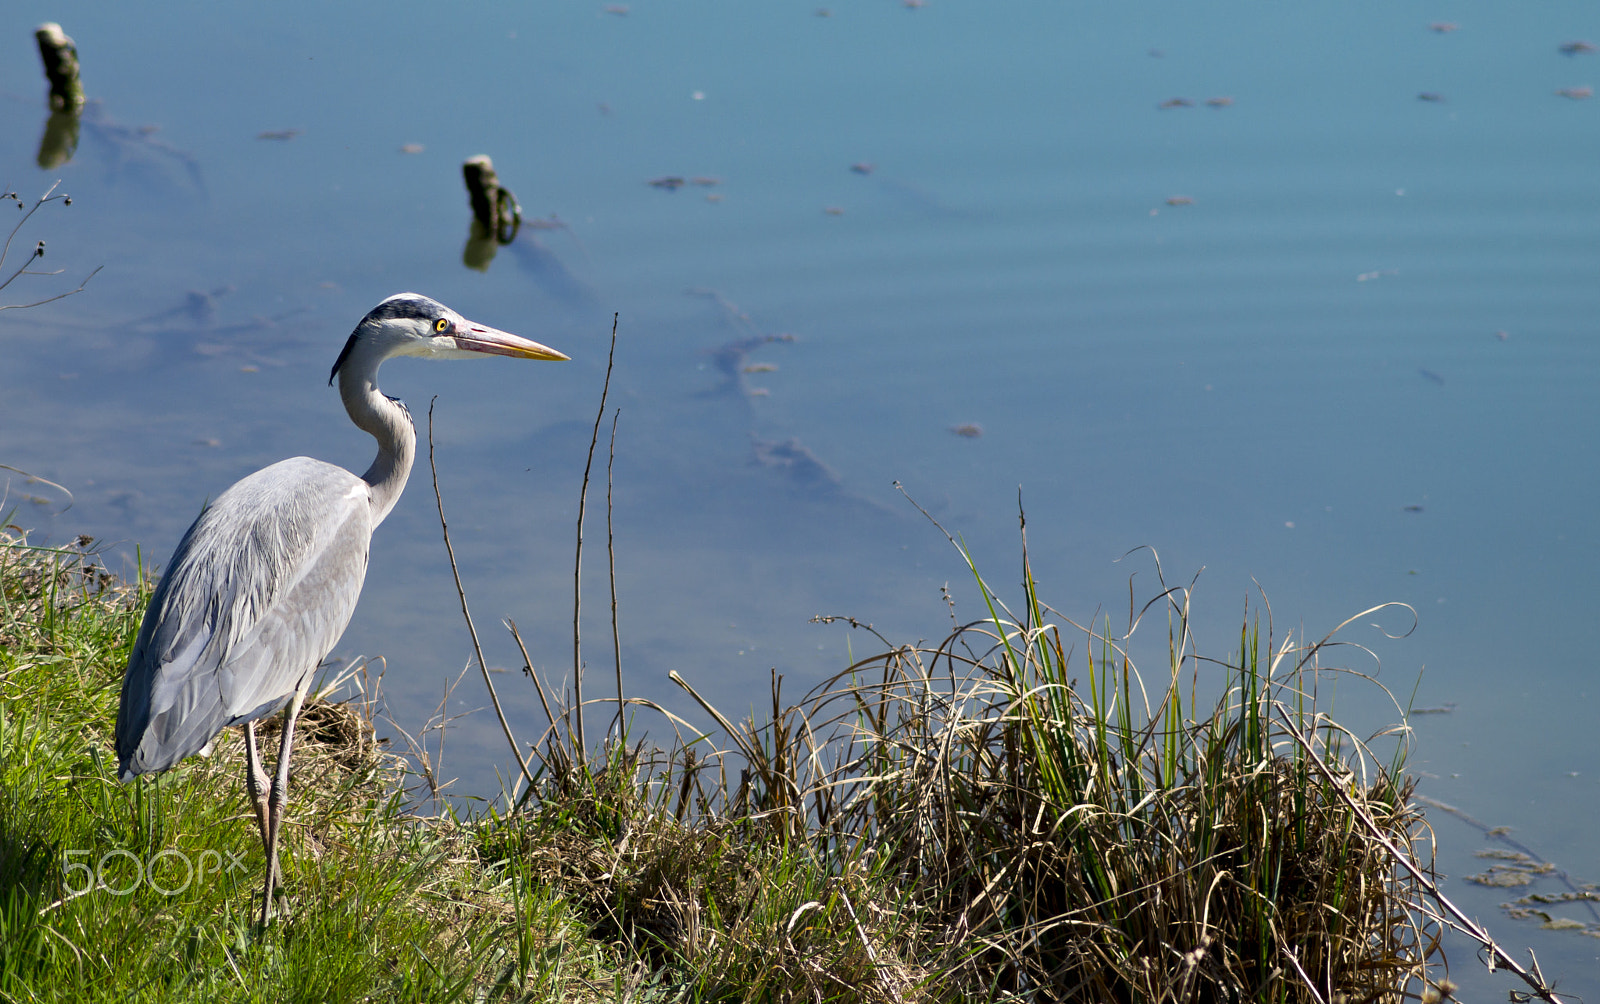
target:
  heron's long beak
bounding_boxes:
[453,323,570,361]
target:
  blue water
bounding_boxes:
[3,1,1598,990]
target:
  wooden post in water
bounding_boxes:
[35,23,84,112]
[461,155,522,271]
[34,23,83,168]
[462,156,502,231]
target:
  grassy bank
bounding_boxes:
[0,523,1520,1002]
[0,530,601,1002]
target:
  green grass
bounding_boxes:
[0,530,623,1003]
[0,521,1462,1002]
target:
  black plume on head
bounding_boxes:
[328,331,358,386]
[328,293,448,385]
[364,293,446,325]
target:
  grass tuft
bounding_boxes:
[494,526,1448,1002]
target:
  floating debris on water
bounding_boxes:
[603,4,629,15]
[257,129,301,141]
[1428,22,1460,33]
[1158,97,1194,109]
[1417,92,1446,102]
[824,206,845,215]
[695,299,798,400]
[752,437,843,491]
[950,423,983,438]
[399,143,424,154]
[1205,96,1233,107]
[1495,330,1510,341]
[1418,368,1445,386]
[1403,504,1424,512]
[1476,872,1544,887]
[522,214,572,232]
[1559,40,1596,55]
[1476,849,1534,862]
[850,162,876,175]
[652,175,723,191]
[1555,86,1593,99]
[1467,863,1552,888]
[1355,268,1398,281]
[1410,703,1456,714]
[1166,195,1194,206]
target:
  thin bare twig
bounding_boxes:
[608,407,623,738]
[0,181,100,310]
[573,312,620,765]
[0,262,102,312]
[506,615,561,802]
[0,464,74,513]
[0,244,46,294]
[507,617,558,738]
[427,397,534,789]
[1281,722,1570,1003]
[0,181,63,277]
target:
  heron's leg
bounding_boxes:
[242,721,272,851]
[259,683,309,925]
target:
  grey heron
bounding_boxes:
[115,292,567,924]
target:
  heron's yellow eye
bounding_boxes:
[434,318,450,334]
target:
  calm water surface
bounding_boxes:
[3,1,1598,990]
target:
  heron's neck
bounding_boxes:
[339,364,415,526]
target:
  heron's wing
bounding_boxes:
[116,457,374,778]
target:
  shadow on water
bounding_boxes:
[20,89,205,199]
[684,288,902,519]
[75,101,205,199]
[501,230,597,310]
[8,284,315,376]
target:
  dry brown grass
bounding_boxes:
[483,539,1461,1003]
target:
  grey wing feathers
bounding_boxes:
[116,457,374,780]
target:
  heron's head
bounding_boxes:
[329,292,568,385]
